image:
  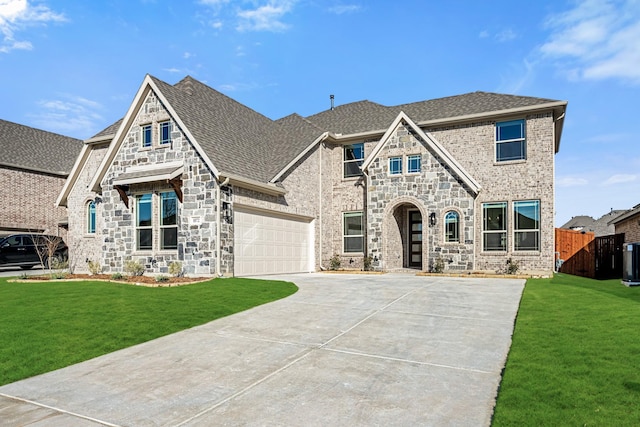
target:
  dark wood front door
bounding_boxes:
[409,211,422,269]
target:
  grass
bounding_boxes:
[0,277,297,386]
[493,273,640,426]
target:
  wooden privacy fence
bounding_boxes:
[555,228,625,279]
[555,228,595,278]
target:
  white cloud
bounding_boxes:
[558,176,589,187]
[29,94,104,137]
[602,174,637,186]
[0,0,66,53]
[495,29,517,42]
[236,0,296,32]
[328,4,361,15]
[540,0,640,84]
[183,52,193,59]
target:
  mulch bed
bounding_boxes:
[19,273,212,287]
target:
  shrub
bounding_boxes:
[329,254,341,271]
[155,275,170,283]
[168,261,183,277]
[87,260,102,275]
[506,258,520,275]
[363,255,373,271]
[432,255,445,273]
[124,259,145,276]
[110,272,124,280]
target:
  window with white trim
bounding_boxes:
[159,121,172,145]
[136,194,152,250]
[514,200,540,251]
[407,154,421,173]
[87,201,96,234]
[483,202,507,251]
[141,124,152,148]
[344,143,364,178]
[496,119,526,162]
[389,156,402,175]
[160,192,178,250]
[444,211,459,243]
[343,212,364,253]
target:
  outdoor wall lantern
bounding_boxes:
[429,212,436,227]
[222,201,232,224]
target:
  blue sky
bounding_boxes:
[0,0,638,226]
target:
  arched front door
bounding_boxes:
[383,200,425,270]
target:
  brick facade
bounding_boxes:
[615,214,640,244]
[0,166,67,237]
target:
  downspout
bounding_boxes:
[362,168,370,268]
[216,176,230,277]
[319,142,324,270]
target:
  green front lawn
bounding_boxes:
[493,274,640,426]
[0,277,297,386]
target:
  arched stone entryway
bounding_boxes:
[382,197,427,270]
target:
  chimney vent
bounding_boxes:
[330,94,334,110]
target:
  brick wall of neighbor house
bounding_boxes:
[66,143,109,273]
[0,166,67,237]
[367,124,475,272]
[616,215,640,244]
[99,90,227,276]
[430,113,556,273]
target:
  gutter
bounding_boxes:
[220,172,286,196]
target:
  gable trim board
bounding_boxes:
[362,111,481,196]
[89,75,221,194]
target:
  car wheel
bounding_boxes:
[46,256,61,269]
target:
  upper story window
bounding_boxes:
[407,154,421,174]
[344,143,364,178]
[159,121,172,145]
[87,201,96,234]
[483,202,507,251]
[141,124,152,148]
[496,119,526,162]
[444,211,459,243]
[389,157,402,175]
[343,211,364,253]
[514,200,540,251]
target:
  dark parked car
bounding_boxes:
[0,234,68,269]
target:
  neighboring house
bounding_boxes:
[610,204,640,244]
[560,210,626,237]
[0,119,83,238]
[57,74,567,276]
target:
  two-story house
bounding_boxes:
[57,74,567,276]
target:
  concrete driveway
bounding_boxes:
[0,273,524,426]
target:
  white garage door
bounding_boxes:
[234,206,314,276]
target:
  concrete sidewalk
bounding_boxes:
[0,273,524,426]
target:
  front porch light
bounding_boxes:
[429,212,436,227]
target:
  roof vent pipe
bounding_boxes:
[330,94,334,110]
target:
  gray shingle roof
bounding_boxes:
[93,77,564,185]
[92,119,123,139]
[0,119,83,175]
[305,91,561,135]
[561,210,627,236]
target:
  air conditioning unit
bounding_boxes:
[622,243,640,286]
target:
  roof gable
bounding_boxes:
[362,112,481,196]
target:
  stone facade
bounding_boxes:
[0,166,68,237]
[97,91,230,276]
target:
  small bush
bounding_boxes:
[124,259,145,276]
[87,260,102,275]
[432,255,445,273]
[20,272,29,280]
[506,258,520,275]
[155,275,170,283]
[110,272,124,280]
[329,254,341,271]
[363,255,373,271]
[168,261,183,277]
[50,271,68,280]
